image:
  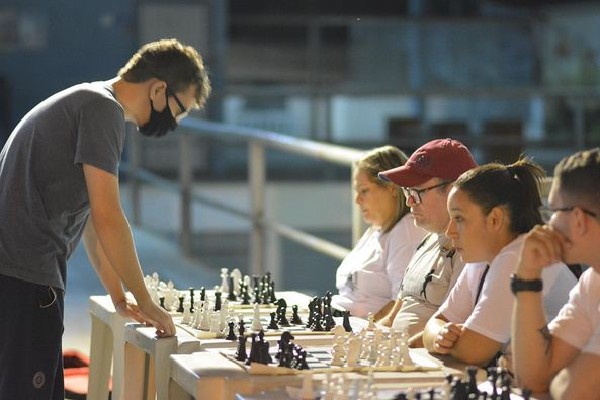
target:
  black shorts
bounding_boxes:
[0,273,65,400]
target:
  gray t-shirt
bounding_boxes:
[0,81,126,290]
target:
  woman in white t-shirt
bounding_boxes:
[332,146,427,318]
[422,158,577,367]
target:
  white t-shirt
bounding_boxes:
[440,234,577,353]
[549,268,600,356]
[332,214,427,318]
[392,233,466,335]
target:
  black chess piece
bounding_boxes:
[296,349,310,370]
[279,341,293,368]
[342,311,352,332]
[252,275,260,289]
[253,286,261,304]
[240,284,251,305]
[323,313,335,331]
[290,305,303,325]
[225,321,237,341]
[306,298,317,329]
[258,331,272,364]
[466,366,479,396]
[268,281,277,304]
[246,333,259,365]
[487,367,499,399]
[214,291,222,311]
[450,377,467,400]
[199,287,206,302]
[189,288,195,312]
[312,316,324,332]
[521,388,532,400]
[267,312,279,330]
[235,335,247,362]
[276,299,289,326]
[159,297,166,309]
[392,393,408,400]
[238,317,246,337]
[427,388,436,400]
[177,296,185,313]
[227,276,237,301]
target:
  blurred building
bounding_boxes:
[1,0,600,174]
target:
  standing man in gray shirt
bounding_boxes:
[0,38,211,399]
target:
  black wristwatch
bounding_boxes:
[510,273,543,294]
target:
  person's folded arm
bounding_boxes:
[449,327,503,366]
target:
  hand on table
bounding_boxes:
[114,298,176,337]
[433,322,463,354]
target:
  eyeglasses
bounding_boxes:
[539,205,598,222]
[401,181,451,205]
[167,88,189,122]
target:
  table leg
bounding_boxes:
[87,314,112,400]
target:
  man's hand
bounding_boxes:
[517,225,569,278]
[114,298,176,337]
[377,316,393,327]
[433,322,463,354]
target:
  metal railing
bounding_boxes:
[123,117,366,277]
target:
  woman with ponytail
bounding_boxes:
[422,158,577,368]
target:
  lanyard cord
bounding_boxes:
[474,264,490,305]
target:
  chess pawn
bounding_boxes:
[199,301,211,331]
[181,301,192,325]
[267,311,279,330]
[346,334,361,368]
[330,336,345,367]
[252,304,264,331]
[290,305,303,325]
[366,312,376,330]
[209,312,221,334]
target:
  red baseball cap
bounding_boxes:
[378,138,477,187]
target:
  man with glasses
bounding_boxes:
[512,148,600,399]
[0,38,210,399]
[376,138,477,346]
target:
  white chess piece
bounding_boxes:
[209,312,221,334]
[330,336,345,367]
[231,268,242,293]
[220,268,229,293]
[219,299,229,331]
[346,334,361,367]
[299,371,314,400]
[251,303,263,331]
[366,312,376,330]
[200,301,211,331]
[181,301,192,325]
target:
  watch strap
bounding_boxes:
[510,273,543,294]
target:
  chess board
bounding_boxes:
[217,346,442,376]
[174,315,355,339]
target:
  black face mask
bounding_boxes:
[138,90,177,138]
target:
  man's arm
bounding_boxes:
[82,163,175,336]
[377,298,402,327]
[512,226,580,392]
[550,352,600,399]
[374,300,395,322]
